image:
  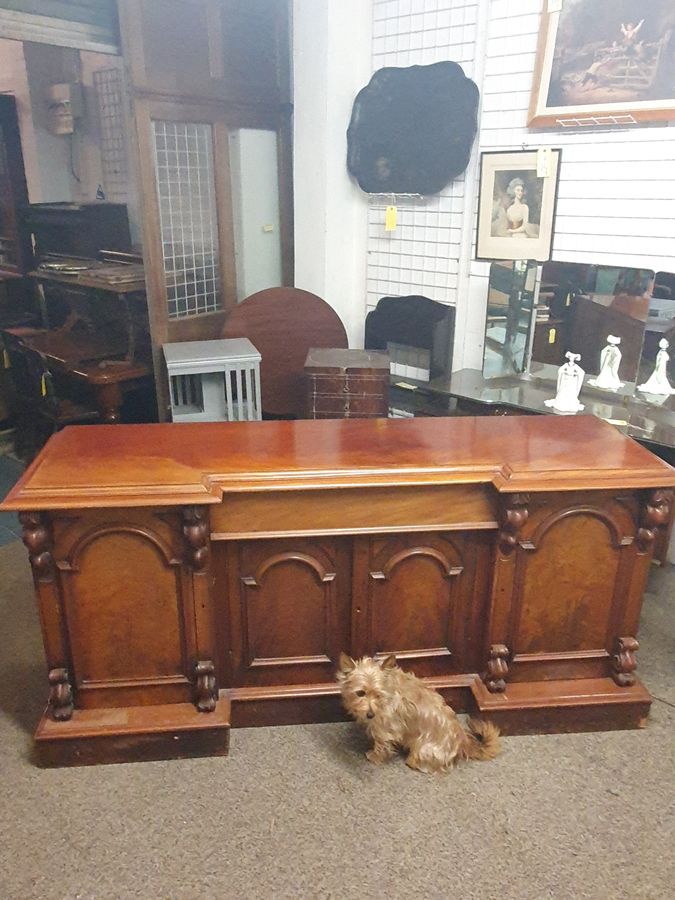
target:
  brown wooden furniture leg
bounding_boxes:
[95,382,124,424]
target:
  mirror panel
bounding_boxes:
[636,271,675,406]
[530,261,654,396]
[482,259,538,379]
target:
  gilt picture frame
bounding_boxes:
[475,149,562,262]
[528,1,675,128]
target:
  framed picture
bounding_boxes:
[528,1,675,128]
[475,149,562,262]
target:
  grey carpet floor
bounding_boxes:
[1,539,674,900]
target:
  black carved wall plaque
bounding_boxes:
[347,61,479,195]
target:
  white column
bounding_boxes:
[293,0,372,348]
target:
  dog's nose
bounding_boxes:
[366,711,375,719]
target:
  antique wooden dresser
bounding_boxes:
[3,415,674,766]
[304,348,390,418]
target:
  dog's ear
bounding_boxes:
[338,652,356,673]
[380,654,397,669]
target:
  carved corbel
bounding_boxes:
[194,660,217,712]
[484,644,510,693]
[636,489,673,552]
[182,506,210,571]
[612,637,639,687]
[48,667,74,720]
[19,511,55,582]
[498,494,530,555]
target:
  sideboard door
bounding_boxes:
[491,491,644,684]
[54,509,201,708]
[218,537,352,687]
[353,531,493,677]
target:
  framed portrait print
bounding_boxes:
[528,1,675,127]
[476,149,562,262]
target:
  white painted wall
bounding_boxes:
[1,40,140,244]
[293,0,372,347]
[294,0,675,372]
[22,40,77,202]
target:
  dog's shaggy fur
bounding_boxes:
[337,653,501,774]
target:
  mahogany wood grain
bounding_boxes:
[209,483,497,539]
[473,677,651,735]
[4,416,674,512]
[217,537,352,689]
[35,698,231,767]
[3,416,674,764]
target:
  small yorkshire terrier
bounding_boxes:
[338,653,501,774]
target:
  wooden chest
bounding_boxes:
[304,348,390,419]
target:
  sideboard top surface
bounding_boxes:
[3,416,674,510]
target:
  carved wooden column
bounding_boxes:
[619,488,675,643]
[483,493,530,693]
[612,636,639,687]
[47,667,74,720]
[20,511,74,721]
[498,493,530,555]
[485,644,510,693]
[183,505,210,571]
[636,489,673,553]
[615,491,669,689]
[194,660,218,712]
[182,506,218,712]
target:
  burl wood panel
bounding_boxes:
[353,532,492,677]
[50,508,207,709]
[516,512,627,654]
[215,538,352,688]
[489,491,645,685]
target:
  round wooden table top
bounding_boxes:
[222,287,348,417]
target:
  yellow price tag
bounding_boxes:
[548,328,556,344]
[41,373,47,396]
[2,349,9,368]
[385,205,397,231]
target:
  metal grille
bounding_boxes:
[92,68,128,203]
[152,121,221,319]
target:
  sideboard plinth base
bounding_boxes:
[228,675,477,728]
[472,677,652,735]
[34,698,231,767]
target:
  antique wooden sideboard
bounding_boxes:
[3,416,674,766]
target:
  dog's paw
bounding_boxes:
[366,746,392,764]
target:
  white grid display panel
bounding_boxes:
[93,68,129,203]
[152,121,221,319]
[479,0,675,272]
[459,0,675,373]
[367,0,479,312]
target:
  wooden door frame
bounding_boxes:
[131,96,294,417]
